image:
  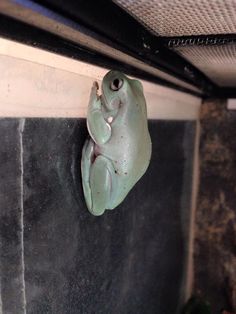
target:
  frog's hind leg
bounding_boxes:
[81,139,94,211]
[89,155,115,216]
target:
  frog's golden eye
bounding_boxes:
[110,78,123,91]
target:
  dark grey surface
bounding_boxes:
[0,118,195,314]
[0,119,26,313]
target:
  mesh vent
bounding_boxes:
[174,43,236,86]
[113,0,236,37]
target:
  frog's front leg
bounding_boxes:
[89,155,117,216]
[87,82,111,145]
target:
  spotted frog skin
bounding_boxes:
[81,70,152,216]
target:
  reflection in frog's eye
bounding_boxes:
[110,78,123,91]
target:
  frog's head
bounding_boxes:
[101,70,144,114]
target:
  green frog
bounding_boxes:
[81,70,152,216]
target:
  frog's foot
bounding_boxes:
[89,155,116,216]
[81,138,95,211]
[89,81,100,108]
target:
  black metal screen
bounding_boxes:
[1,0,236,96]
[174,43,236,86]
[114,0,236,87]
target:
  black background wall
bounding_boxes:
[0,118,195,314]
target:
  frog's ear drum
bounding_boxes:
[131,79,143,93]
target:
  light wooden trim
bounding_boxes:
[0,38,201,119]
[227,98,236,110]
[184,120,201,300]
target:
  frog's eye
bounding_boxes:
[110,78,123,91]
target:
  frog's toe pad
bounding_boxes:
[89,206,105,216]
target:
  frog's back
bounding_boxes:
[100,103,150,166]
[108,128,151,210]
[97,111,151,210]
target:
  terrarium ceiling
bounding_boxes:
[114,0,236,87]
[1,0,236,96]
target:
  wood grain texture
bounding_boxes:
[0,38,201,119]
